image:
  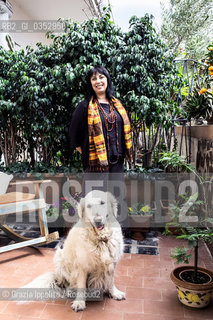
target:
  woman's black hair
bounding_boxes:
[85,65,114,101]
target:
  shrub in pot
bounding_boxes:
[165,192,213,308]
[128,203,154,240]
[183,81,213,124]
[181,43,213,124]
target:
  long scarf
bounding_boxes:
[88,97,132,170]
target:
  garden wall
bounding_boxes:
[176,125,213,257]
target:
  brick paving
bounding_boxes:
[0,235,213,320]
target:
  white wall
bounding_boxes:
[6,0,108,50]
[9,0,52,49]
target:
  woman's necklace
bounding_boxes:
[97,99,119,164]
[97,101,115,129]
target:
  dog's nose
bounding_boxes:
[94,216,104,230]
[94,216,102,223]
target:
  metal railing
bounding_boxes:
[174,58,209,106]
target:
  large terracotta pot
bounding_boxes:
[128,214,153,230]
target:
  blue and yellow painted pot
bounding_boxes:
[176,285,212,308]
[171,266,213,308]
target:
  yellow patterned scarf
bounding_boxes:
[88,97,132,169]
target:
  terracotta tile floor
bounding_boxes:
[0,235,213,320]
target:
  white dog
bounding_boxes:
[23,190,125,312]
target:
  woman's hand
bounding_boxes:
[76,147,82,154]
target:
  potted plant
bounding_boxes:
[165,192,213,308]
[46,193,80,236]
[183,82,213,124]
[128,203,154,240]
[158,151,196,174]
[163,194,192,235]
[158,151,198,214]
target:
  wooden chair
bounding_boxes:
[0,177,59,253]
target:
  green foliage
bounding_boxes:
[206,43,213,66]
[164,193,205,236]
[113,15,179,127]
[165,192,213,280]
[183,85,213,120]
[171,247,192,264]
[184,35,211,61]
[172,225,213,267]
[0,160,82,177]
[159,151,195,173]
[160,0,213,60]
[128,203,153,216]
[46,194,80,218]
[46,206,59,218]
[0,12,180,170]
[158,151,206,206]
[178,228,213,246]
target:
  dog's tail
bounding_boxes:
[22,272,56,289]
[15,272,59,305]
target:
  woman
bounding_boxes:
[69,65,132,173]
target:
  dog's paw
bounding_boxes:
[110,288,126,301]
[71,300,86,312]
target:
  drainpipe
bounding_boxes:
[94,0,114,20]
[93,0,102,17]
[88,0,100,18]
[0,0,13,49]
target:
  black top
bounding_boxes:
[99,103,125,158]
[69,99,125,170]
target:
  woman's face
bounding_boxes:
[90,72,108,96]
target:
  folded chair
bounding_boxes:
[0,174,59,253]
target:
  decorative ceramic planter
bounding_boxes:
[171,266,213,308]
[128,214,153,230]
[127,213,153,240]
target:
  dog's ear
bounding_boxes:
[78,198,85,219]
[107,192,118,218]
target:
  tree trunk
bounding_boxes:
[193,241,198,282]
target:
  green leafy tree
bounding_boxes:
[0,11,180,170]
[112,15,181,165]
[160,0,213,60]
